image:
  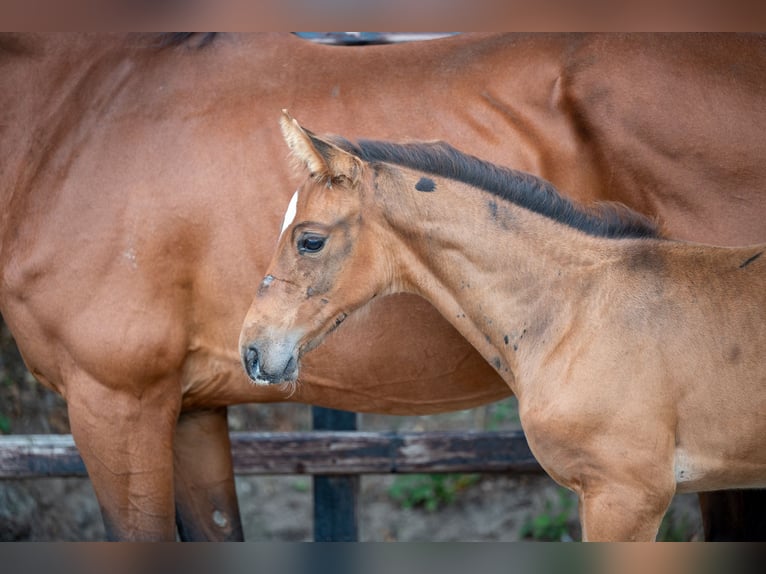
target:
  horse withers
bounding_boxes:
[240,114,766,541]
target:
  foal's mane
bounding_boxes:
[334,137,660,239]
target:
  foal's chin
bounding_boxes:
[247,372,298,386]
[247,368,301,398]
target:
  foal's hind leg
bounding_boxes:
[578,483,674,541]
[66,371,182,541]
[173,408,244,541]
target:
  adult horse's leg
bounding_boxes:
[173,408,244,541]
[66,371,182,541]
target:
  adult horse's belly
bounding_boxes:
[297,294,512,414]
[180,293,511,415]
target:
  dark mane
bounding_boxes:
[334,138,660,239]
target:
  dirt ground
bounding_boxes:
[0,318,702,542]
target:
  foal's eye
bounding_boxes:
[298,234,326,254]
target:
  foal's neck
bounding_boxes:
[380,175,635,396]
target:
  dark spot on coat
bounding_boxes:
[326,312,348,336]
[504,335,510,345]
[488,200,498,219]
[625,246,665,275]
[415,177,436,192]
[739,251,763,269]
[726,344,742,364]
[492,357,502,370]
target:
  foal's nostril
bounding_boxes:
[244,345,260,379]
[284,354,298,378]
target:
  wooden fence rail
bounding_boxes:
[0,404,543,541]
[0,429,542,479]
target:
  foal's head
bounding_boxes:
[239,112,390,385]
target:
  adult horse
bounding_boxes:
[0,33,764,540]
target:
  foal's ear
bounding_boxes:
[280,110,362,185]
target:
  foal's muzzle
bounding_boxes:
[242,342,298,385]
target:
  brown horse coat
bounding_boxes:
[1,33,765,540]
[240,116,766,540]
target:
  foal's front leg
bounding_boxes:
[522,400,676,541]
[578,482,674,541]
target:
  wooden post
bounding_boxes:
[311,407,359,541]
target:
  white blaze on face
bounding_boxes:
[280,190,299,238]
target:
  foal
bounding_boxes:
[240,113,766,541]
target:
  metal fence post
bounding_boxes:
[311,406,359,541]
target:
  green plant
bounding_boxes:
[291,477,310,493]
[657,508,693,541]
[0,413,10,434]
[388,473,480,512]
[486,397,520,430]
[520,487,577,541]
